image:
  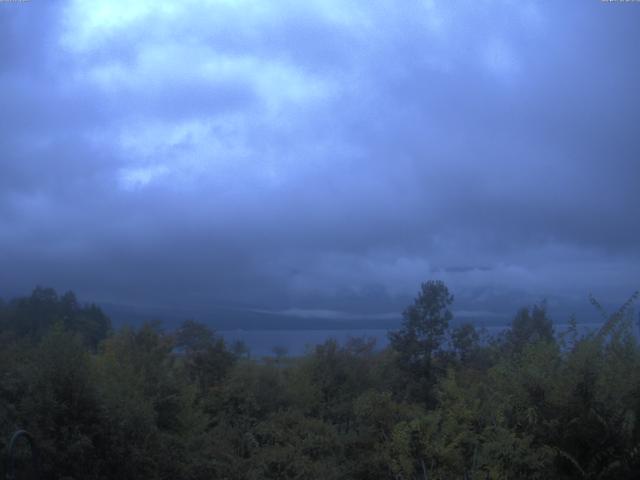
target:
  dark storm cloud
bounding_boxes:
[0,0,638,321]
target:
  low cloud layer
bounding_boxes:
[1,1,638,322]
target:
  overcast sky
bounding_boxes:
[1,1,639,323]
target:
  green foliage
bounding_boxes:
[388,280,454,403]
[451,322,481,364]
[20,327,102,479]
[246,410,343,480]
[504,302,555,354]
[175,319,238,394]
[0,287,110,348]
[1,284,639,479]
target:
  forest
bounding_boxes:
[1,282,639,479]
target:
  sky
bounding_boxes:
[1,0,639,326]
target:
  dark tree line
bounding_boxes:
[0,287,110,349]
[1,283,639,479]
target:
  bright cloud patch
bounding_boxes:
[118,165,170,190]
[482,37,520,80]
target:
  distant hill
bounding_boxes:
[98,295,607,332]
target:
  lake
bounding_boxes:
[219,322,618,357]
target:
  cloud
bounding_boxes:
[0,1,638,321]
[482,37,520,79]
